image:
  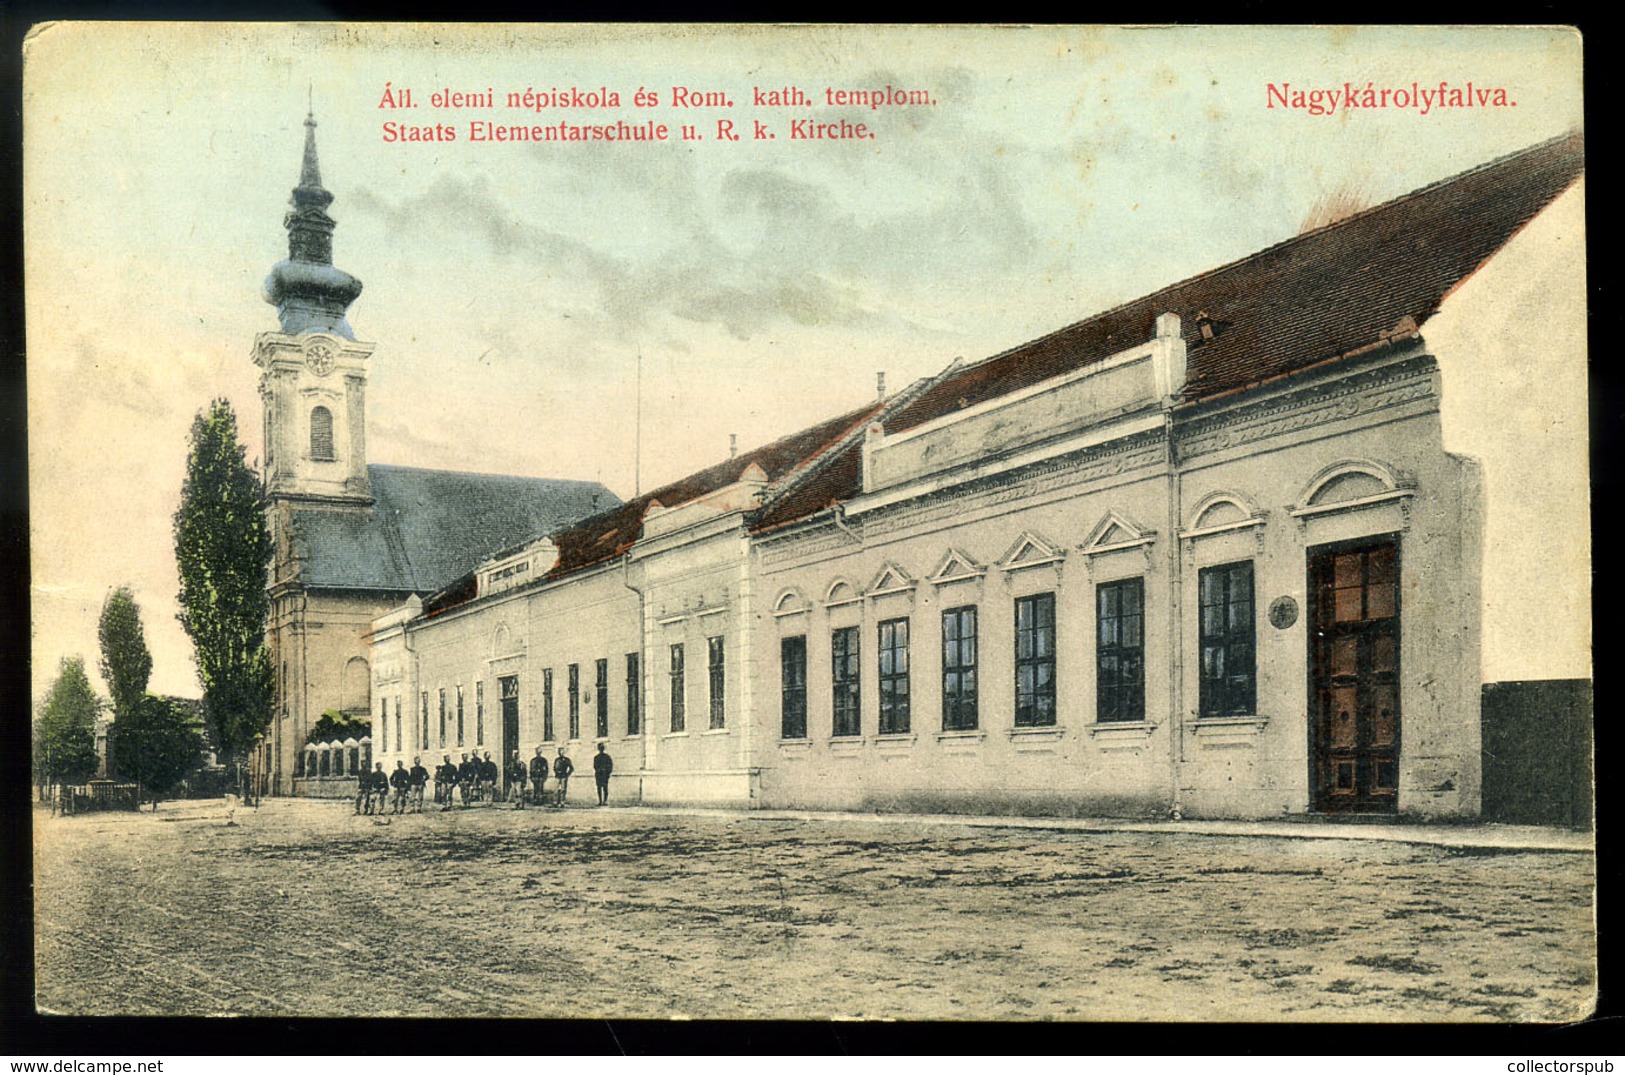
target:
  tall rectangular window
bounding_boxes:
[1199,561,1256,717]
[669,643,686,732]
[1015,593,1057,727]
[626,652,641,736]
[542,668,555,742]
[380,698,388,752]
[438,688,447,747]
[781,635,807,740]
[942,606,979,731]
[1097,578,1145,723]
[395,695,402,754]
[831,626,861,737]
[420,692,429,750]
[596,658,610,738]
[877,618,911,735]
[708,636,726,729]
[456,684,465,746]
[568,663,581,740]
[475,681,484,746]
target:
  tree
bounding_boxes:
[98,586,153,724]
[173,399,273,772]
[110,695,203,809]
[35,657,100,789]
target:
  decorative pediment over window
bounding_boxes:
[866,562,917,597]
[1183,491,1266,539]
[739,461,769,484]
[1288,460,1414,524]
[642,499,666,519]
[773,588,809,618]
[824,579,861,607]
[1079,513,1156,556]
[998,530,1066,571]
[928,548,985,585]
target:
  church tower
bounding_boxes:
[253,110,375,505]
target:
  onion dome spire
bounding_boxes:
[263,108,364,338]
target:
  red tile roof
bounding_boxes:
[753,131,1583,539]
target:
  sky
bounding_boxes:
[23,23,1584,702]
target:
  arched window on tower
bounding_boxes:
[310,406,335,461]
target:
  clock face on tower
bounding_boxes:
[304,340,335,376]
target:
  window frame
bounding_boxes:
[780,635,808,740]
[309,405,335,461]
[542,668,555,742]
[831,626,861,738]
[877,617,911,735]
[1014,593,1057,727]
[669,643,686,733]
[708,636,726,729]
[941,605,979,731]
[596,658,610,739]
[1096,577,1146,723]
[567,663,581,740]
[1198,560,1257,718]
[626,652,641,736]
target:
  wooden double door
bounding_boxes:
[1310,538,1400,813]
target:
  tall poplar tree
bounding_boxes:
[35,656,101,788]
[97,586,153,724]
[173,399,273,769]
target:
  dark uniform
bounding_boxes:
[481,752,500,803]
[354,765,372,815]
[435,755,457,808]
[389,761,412,814]
[592,745,614,806]
[508,752,528,809]
[529,749,549,806]
[368,764,390,815]
[458,754,478,805]
[409,758,430,812]
[553,750,574,807]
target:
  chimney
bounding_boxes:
[876,371,886,400]
[729,433,738,460]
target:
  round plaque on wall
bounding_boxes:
[1268,595,1298,630]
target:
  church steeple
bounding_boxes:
[263,109,364,338]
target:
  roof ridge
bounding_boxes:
[933,129,1584,386]
[368,461,611,488]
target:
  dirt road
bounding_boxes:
[32,799,1595,1020]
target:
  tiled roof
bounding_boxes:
[545,403,883,579]
[290,464,619,593]
[886,131,1584,432]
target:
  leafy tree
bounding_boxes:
[35,657,100,788]
[98,586,153,724]
[111,695,203,808]
[173,399,274,769]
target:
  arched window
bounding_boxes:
[310,406,335,461]
[341,656,371,715]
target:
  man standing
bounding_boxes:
[552,748,573,807]
[354,760,371,815]
[369,762,390,816]
[529,745,549,807]
[481,751,501,804]
[458,752,478,806]
[409,756,430,813]
[435,754,457,809]
[592,743,614,806]
[389,759,412,815]
[508,750,528,810]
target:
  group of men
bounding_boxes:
[354,757,428,815]
[355,743,615,815]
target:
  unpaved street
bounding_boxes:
[33,799,1595,1021]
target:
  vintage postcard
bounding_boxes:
[24,23,1592,1023]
